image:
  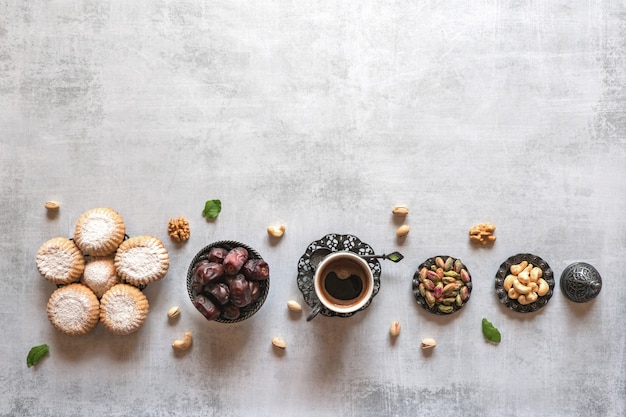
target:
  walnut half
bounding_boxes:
[168,216,190,242]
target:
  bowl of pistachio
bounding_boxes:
[412,256,472,315]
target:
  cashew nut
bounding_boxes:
[517,270,530,285]
[537,278,550,296]
[503,274,516,292]
[513,279,531,295]
[505,261,547,304]
[526,291,538,303]
[530,267,542,282]
[267,224,286,238]
[172,331,192,350]
[510,261,528,276]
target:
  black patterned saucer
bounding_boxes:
[297,234,382,318]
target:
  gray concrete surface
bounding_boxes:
[1,1,625,416]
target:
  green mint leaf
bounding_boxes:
[27,344,49,367]
[482,318,501,343]
[202,200,222,219]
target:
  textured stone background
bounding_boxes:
[1,1,625,416]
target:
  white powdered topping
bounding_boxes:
[39,248,73,277]
[118,247,160,277]
[80,214,115,243]
[82,258,118,297]
[84,260,114,285]
[103,294,141,330]
[50,291,94,332]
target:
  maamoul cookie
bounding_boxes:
[99,284,149,335]
[36,237,85,285]
[114,235,170,287]
[74,207,126,256]
[46,283,100,336]
[80,255,120,298]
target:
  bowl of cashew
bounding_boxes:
[495,253,555,313]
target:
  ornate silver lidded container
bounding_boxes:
[560,262,602,303]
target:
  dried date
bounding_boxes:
[223,247,249,275]
[242,259,269,281]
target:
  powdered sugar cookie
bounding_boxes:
[114,236,169,287]
[99,284,149,335]
[46,283,100,336]
[80,255,120,298]
[74,207,125,256]
[36,237,85,285]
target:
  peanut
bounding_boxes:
[267,224,286,238]
[396,224,410,237]
[389,321,401,337]
[172,331,192,350]
[271,337,286,349]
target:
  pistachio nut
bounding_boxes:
[444,257,454,272]
[392,205,409,216]
[421,338,437,349]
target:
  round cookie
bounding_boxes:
[99,284,149,335]
[74,207,126,256]
[114,235,170,287]
[36,237,85,285]
[46,283,100,336]
[80,255,120,298]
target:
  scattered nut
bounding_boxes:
[44,201,60,210]
[392,205,409,216]
[389,321,401,337]
[469,223,496,245]
[172,331,192,350]
[168,216,190,242]
[396,224,410,237]
[271,337,286,349]
[287,300,302,312]
[421,338,437,349]
[167,306,181,319]
[267,224,286,238]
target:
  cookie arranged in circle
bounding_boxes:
[74,207,126,256]
[80,255,120,298]
[99,284,149,335]
[114,236,170,287]
[36,237,85,285]
[46,283,100,336]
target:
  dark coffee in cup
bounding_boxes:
[313,252,374,314]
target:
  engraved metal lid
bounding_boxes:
[560,262,602,303]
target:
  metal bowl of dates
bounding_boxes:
[187,240,270,323]
[412,255,472,315]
